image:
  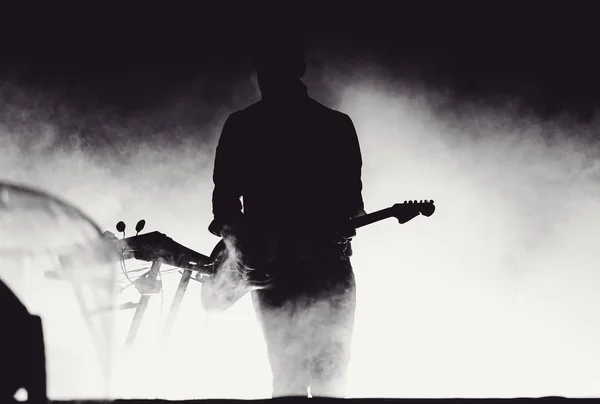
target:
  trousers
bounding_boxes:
[251,255,356,398]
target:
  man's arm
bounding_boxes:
[341,114,365,219]
[209,114,244,237]
[332,114,365,242]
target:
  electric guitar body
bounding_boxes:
[200,200,436,313]
[199,238,272,314]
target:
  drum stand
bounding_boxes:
[122,263,195,349]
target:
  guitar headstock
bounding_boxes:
[391,200,435,224]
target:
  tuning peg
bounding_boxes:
[116,221,126,239]
[135,219,146,235]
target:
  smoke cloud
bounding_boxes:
[1,47,600,399]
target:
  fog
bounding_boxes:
[1,53,600,399]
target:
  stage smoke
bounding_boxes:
[0,182,119,400]
[0,47,599,399]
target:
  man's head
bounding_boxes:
[251,30,306,84]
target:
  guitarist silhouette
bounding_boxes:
[208,30,365,398]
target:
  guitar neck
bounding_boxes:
[350,207,396,230]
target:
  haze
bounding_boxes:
[1,52,599,399]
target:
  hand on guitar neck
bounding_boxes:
[334,208,367,240]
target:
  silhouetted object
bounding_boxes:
[208,29,365,398]
[0,279,47,403]
[135,219,146,235]
[116,220,126,235]
[101,224,212,347]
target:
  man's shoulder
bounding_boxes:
[226,98,353,123]
[308,99,353,123]
[226,103,259,121]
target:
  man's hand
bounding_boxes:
[333,209,366,243]
[221,224,244,256]
[220,223,240,240]
[208,216,246,237]
[353,209,367,218]
[209,219,257,271]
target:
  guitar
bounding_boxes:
[199,200,436,313]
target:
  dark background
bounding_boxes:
[0,3,598,120]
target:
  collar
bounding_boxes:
[259,79,309,104]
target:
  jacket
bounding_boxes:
[210,79,364,241]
